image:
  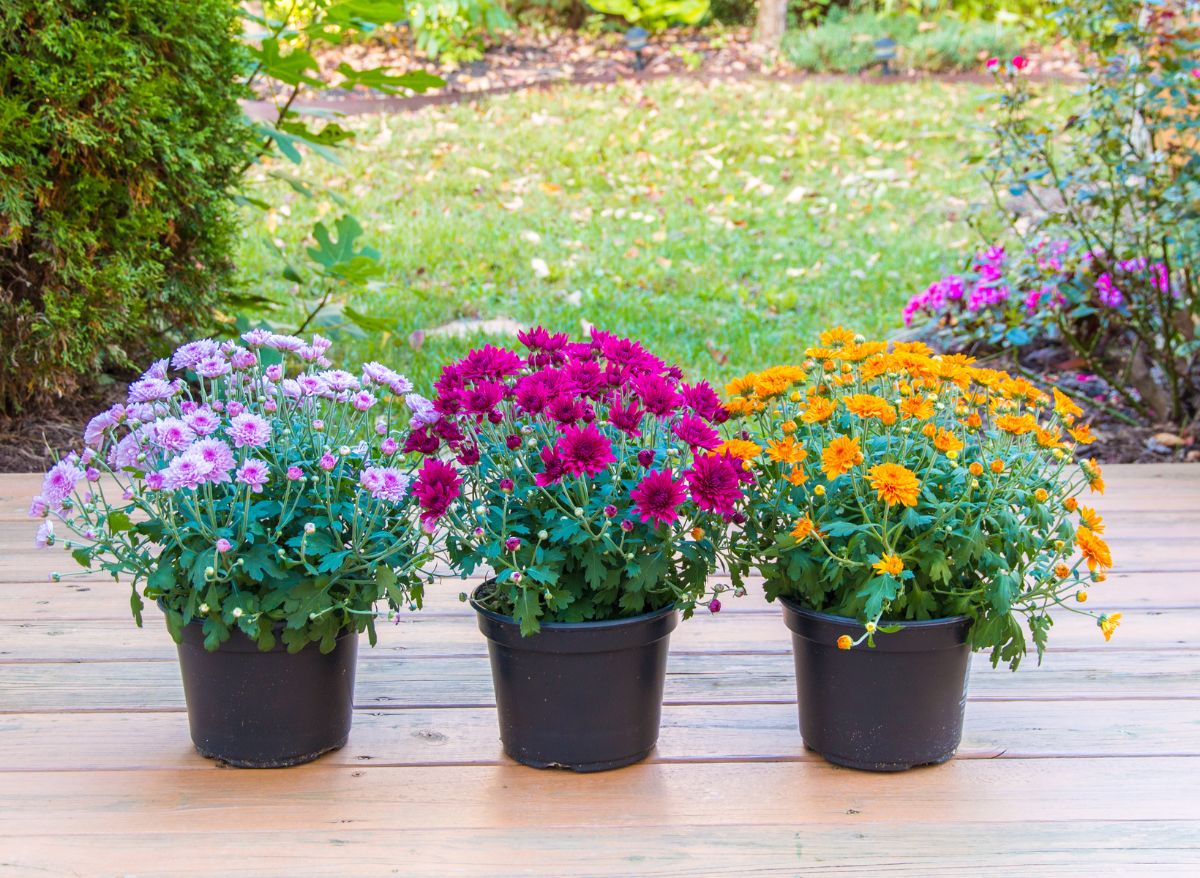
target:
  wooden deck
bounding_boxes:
[1,465,1198,875]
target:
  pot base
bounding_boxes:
[808,742,958,773]
[508,744,655,773]
[195,735,349,769]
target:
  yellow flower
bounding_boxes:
[899,395,935,420]
[1081,458,1105,494]
[1034,488,1049,503]
[873,554,905,577]
[933,429,964,455]
[995,413,1038,435]
[1069,424,1097,445]
[821,435,864,479]
[969,462,984,477]
[790,515,815,542]
[801,397,836,424]
[766,436,808,465]
[1053,387,1084,420]
[1099,612,1122,642]
[813,484,826,496]
[724,373,758,397]
[1076,526,1113,572]
[820,326,857,347]
[837,634,853,650]
[868,463,921,507]
[716,439,762,461]
[843,394,897,425]
[1076,590,1088,603]
[1079,506,1105,534]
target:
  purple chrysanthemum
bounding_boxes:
[412,459,461,524]
[151,418,196,453]
[685,453,745,517]
[183,406,221,437]
[672,414,721,451]
[171,339,220,370]
[189,439,235,484]
[359,466,410,504]
[41,459,86,512]
[84,404,125,448]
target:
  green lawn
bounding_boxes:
[237,77,1059,390]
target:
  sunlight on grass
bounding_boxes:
[237,77,1065,390]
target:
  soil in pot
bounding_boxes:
[471,585,679,772]
[172,613,358,768]
[781,598,971,772]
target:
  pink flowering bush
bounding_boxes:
[426,327,748,634]
[29,331,440,652]
[909,27,1200,425]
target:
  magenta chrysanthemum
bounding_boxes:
[630,469,686,526]
[413,459,461,523]
[235,459,270,493]
[554,423,616,478]
[685,453,745,517]
[672,414,720,451]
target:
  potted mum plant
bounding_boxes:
[422,327,747,771]
[29,331,438,767]
[725,328,1116,771]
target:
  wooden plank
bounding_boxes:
[3,820,1198,877]
[0,649,1193,713]
[2,699,1197,772]
[0,758,1196,836]
[0,606,1186,664]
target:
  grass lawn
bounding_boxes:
[237,76,1063,390]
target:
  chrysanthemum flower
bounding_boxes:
[932,429,964,455]
[868,463,921,507]
[1069,424,1096,445]
[686,453,745,516]
[801,397,836,424]
[715,439,762,461]
[766,436,807,465]
[629,470,686,526]
[1053,388,1083,420]
[413,459,462,524]
[996,413,1038,435]
[554,424,617,478]
[899,395,934,420]
[790,515,815,542]
[1098,612,1122,641]
[1079,506,1105,534]
[1076,526,1112,572]
[821,435,863,479]
[1081,458,1105,494]
[872,554,904,577]
[843,394,897,425]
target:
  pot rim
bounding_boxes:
[469,582,677,631]
[778,596,970,629]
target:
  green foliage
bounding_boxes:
[240,1,444,341]
[965,1,1200,425]
[586,0,710,30]
[0,0,253,413]
[879,1,1058,35]
[783,8,1024,73]
[407,0,514,60]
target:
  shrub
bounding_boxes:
[782,9,1023,74]
[909,4,1200,426]
[0,0,253,413]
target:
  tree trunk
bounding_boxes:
[756,0,787,51]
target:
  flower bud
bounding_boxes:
[538,530,549,541]
[304,523,316,534]
[199,603,210,614]
[232,607,243,619]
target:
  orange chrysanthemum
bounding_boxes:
[969,462,984,476]
[1053,388,1083,420]
[1081,458,1105,494]
[716,439,762,461]
[1036,427,1065,448]
[802,397,837,424]
[899,395,935,420]
[843,393,897,425]
[767,437,807,465]
[1064,497,1078,512]
[996,413,1038,435]
[990,458,1005,474]
[784,466,808,486]
[933,429,964,455]
[1069,424,1096,445]
[821,435,863,479]
[1079,506,1105,534]
[868,462,921,507]
[790,515,815,542]
[819,326,856,347]
[1076,526,1113,572]
[1055,563,1070,579]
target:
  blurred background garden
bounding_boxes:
[2,0,1197,467]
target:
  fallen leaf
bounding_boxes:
[531,258,550,278]
[1152,432,1187,447]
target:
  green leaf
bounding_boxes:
[106,511,133,533]
[129,586,144,627]
[514,589,543,637]
[335,63,445,94]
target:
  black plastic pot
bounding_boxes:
[170,611,358,768]
[780,598,971,772]
[471,586,679,772]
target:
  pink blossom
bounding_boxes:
[215,538,232,553]
[35,521,54,548]
[151,418,196,453]
[381,437,399,456]
[41,460,86,512]
[236,459,270,493]
[227,413,271,448]
[359,466,411,504]
[287,466,304,481]
[84,404,125,448]
[319,452,337,471]
[28,496,47,518]
[352,391,377,411]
